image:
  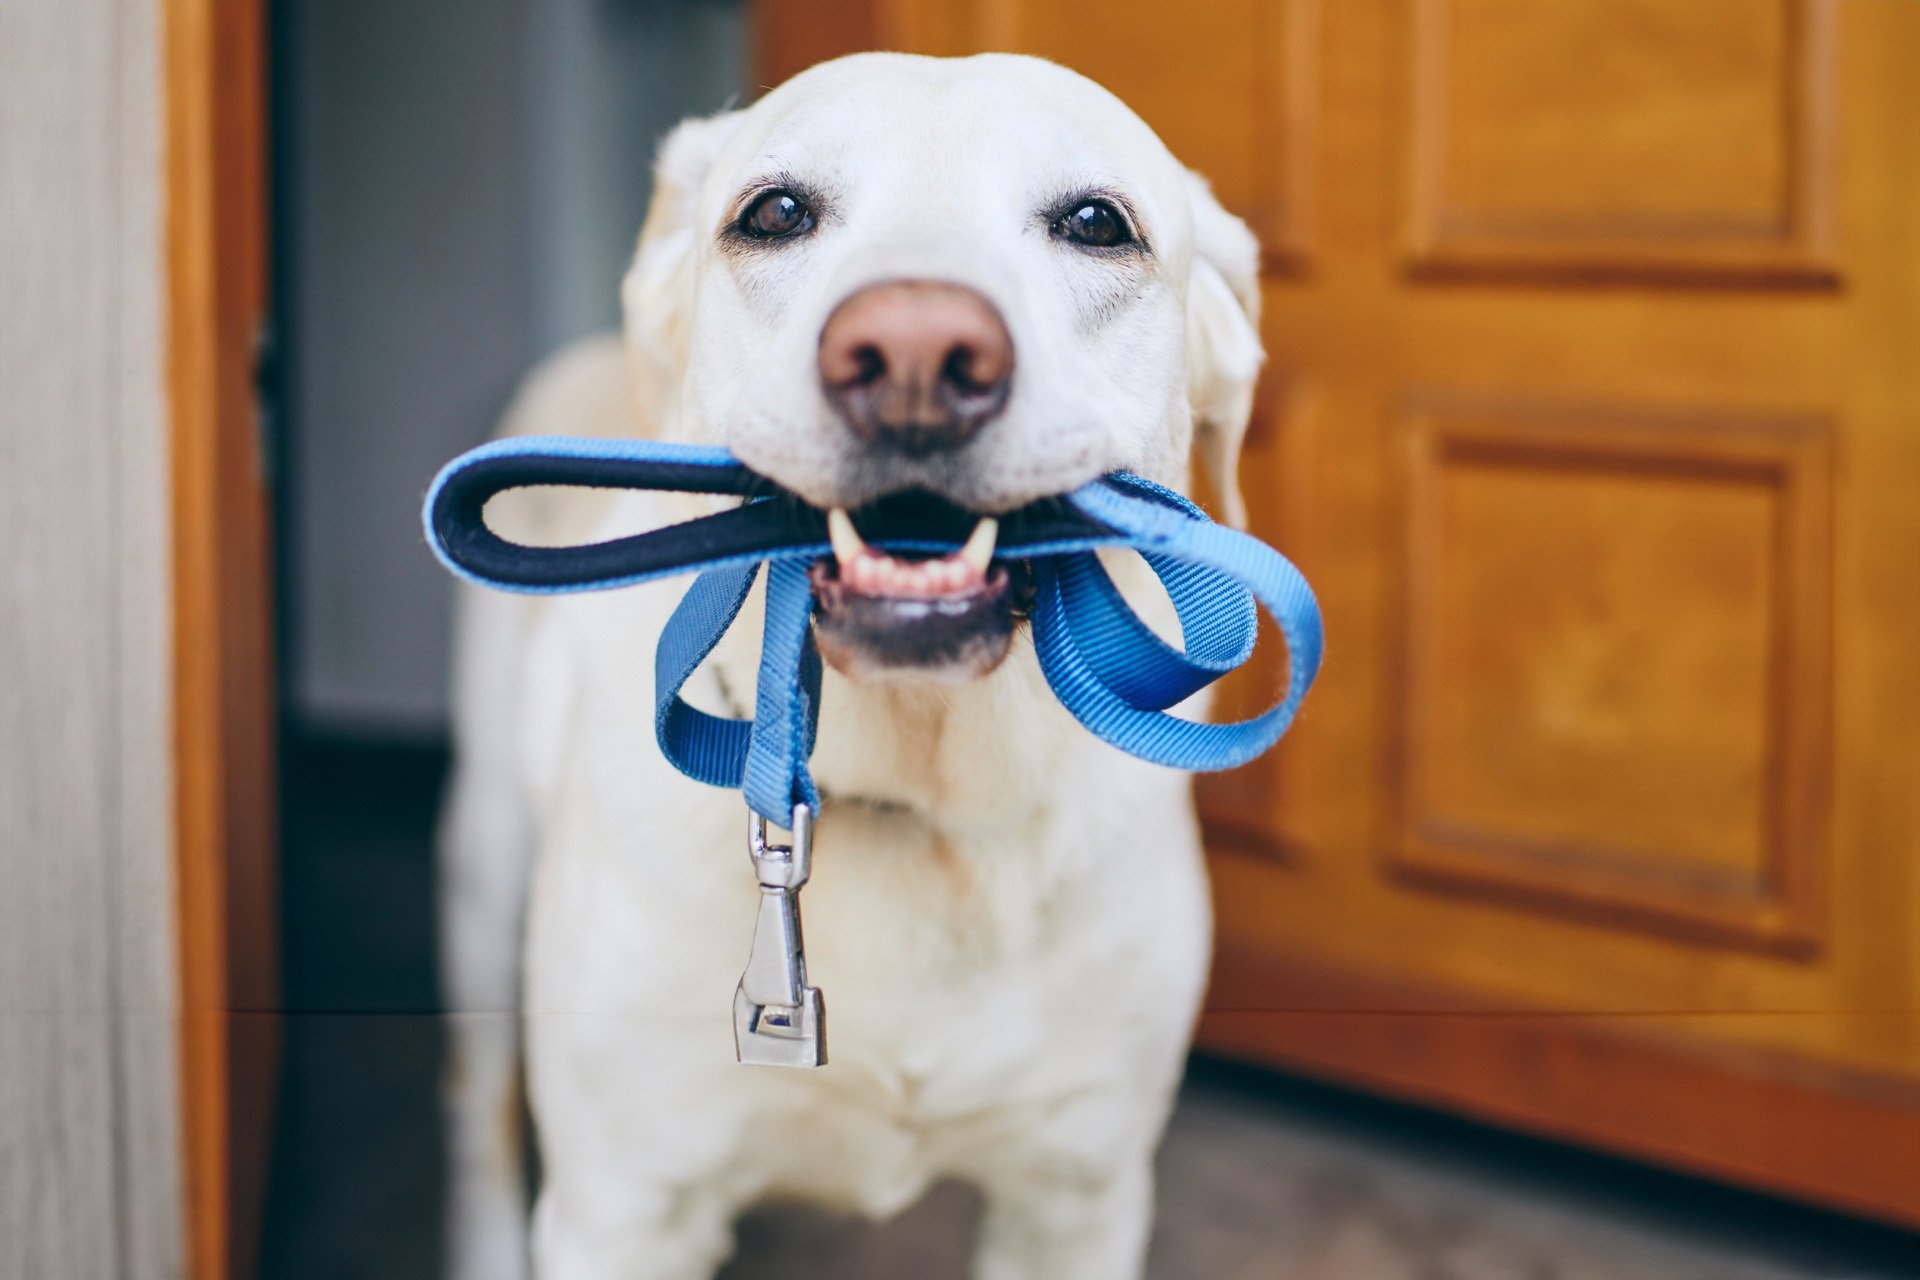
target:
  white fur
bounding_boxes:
[441,52,1263,1280]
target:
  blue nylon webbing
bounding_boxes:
[424,435,1322,822]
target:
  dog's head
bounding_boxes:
[624,53,1262,683]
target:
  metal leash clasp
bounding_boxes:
[733,803,826,1068]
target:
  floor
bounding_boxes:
[260,736,1920,1279]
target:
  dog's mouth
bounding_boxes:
[808,497,1036,683]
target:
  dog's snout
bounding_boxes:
[818,281,1013,455]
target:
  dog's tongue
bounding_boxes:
[828,507,997,599]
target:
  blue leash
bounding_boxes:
[424,435,1323,825]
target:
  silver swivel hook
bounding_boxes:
[734,802,826,1067]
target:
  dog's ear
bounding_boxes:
[1183,172,1264,529]
[622,109,746,389]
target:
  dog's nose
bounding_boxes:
[818,280,1013,455]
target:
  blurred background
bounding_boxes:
[277,0,744,735]
[4,1,1916,1278]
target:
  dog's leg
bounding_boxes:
[966,1080,1170,1280]
[441,584,542,1280]
[529,1178,739,1280]
[971,1153,1155,1280]
[443,1008,530,1280]
[972,1158,1155,1280]
[441,863,535,1280]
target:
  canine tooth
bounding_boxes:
[957,517,998,576]
[827,508,867,567]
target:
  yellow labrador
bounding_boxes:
[440,52,1263,1280]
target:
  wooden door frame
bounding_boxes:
[165,0,277,1276]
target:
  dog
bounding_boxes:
[439,51,1264,1280]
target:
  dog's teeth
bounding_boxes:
[957,517,998,576]
[827,510,1001,598]
[827,507,867,568]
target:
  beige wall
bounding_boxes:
[0,0,181,1275]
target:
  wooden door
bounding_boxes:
[167,0,279,1275]
[755,0,1920,1226]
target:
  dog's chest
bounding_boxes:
[781,794,1207,1100]
[758,1023,1116,1216]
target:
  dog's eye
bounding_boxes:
[1054,199,1132,249]
[741,190,813,239]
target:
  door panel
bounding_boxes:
[1393,403,1831,952]
[1406,0,1836,279]
[753,0,1920,1225]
